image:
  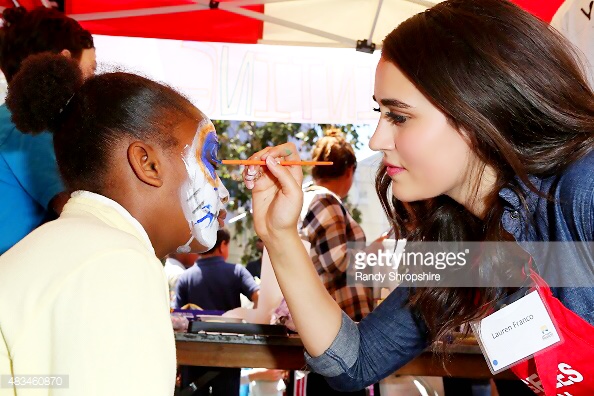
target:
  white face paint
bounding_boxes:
[179,120,229,251]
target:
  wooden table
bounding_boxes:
[175,332,516,380]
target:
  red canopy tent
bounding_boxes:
[1,0,568,48]
[0,0,572,125]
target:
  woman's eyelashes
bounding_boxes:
[386,112,408,125]
[373,107,408,125]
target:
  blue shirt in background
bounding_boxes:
[174,256,260,312]
[0,104,64,255]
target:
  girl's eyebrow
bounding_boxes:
[372,95,412,109]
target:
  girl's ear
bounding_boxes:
[127,141,164,187]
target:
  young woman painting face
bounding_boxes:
[370,59,496,218]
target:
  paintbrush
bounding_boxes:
[221,160,333,166]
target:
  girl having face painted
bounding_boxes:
[0,53,228,395]
[243,0,594,395]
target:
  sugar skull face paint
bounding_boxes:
[179,120,229,250]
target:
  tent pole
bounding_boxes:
[209,1,359,47]
[368,0,383,44]
[68,0,300,22]
[68,0,362,49]
[222,0,305,5]
[69,4,210,22]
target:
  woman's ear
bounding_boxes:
[127,142,164,188]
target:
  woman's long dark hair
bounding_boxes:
[376,0,594,342]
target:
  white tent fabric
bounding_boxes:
[63,0,446,124]
[551,0,594,87]
[93,35,382,124]
[261,0,441,48]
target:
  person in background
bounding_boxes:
[0,7,96,255]
[246,237,264,279]
[174,228,260,311]
[174,228,260,396]
[240,368,286,396]
[165,252,198,306]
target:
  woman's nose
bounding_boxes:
[369,121,396,152]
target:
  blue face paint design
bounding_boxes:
[196,204,216,227]
[201,132,221,180]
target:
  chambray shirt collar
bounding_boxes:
[498,175,543,212]
[498,175,543,240]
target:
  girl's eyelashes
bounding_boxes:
[373,107,380,112]
[210,149,221,170]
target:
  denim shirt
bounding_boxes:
[305,150,594,391]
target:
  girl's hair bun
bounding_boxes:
[324,128,345,139]
[6,52,83,134]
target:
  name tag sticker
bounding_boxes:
[471,290,562,374]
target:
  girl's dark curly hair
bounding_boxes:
[6,53,197,194]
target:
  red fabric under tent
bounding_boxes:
[66,0,264,44]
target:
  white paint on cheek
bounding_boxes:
[178,127,227,250]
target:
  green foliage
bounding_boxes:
[239,234,263,268]
[343,196,363,224]
[214,120,364,264]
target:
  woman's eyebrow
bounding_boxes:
[372,95,412,109]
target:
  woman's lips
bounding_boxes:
[385,164,405,177]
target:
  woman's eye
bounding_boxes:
[374,107,407,125]
[386,112,408,125]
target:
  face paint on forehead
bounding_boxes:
[194,120,222,187]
